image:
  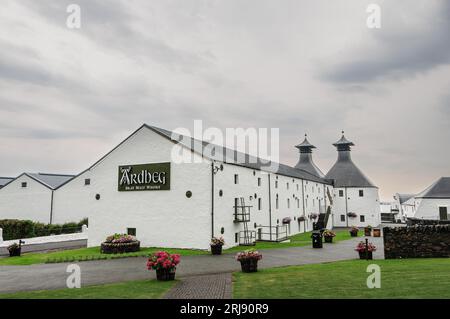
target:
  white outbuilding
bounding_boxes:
[56,124,334,250]
[325,133,381,228]
[410,177,450,221]
[0,173,75,223]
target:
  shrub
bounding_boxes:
[0,218,85,240]
[78,218,88,227]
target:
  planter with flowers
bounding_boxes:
[100,233,140,254]
[298,215,306,222]
[322,230,336,243]
[349,226,359,237]
[236,250,262,273]
[347,212,357,218]
[210,237,225,255]
[147,251,180,281]
[7,241,24,257]
[355,241,377,260]
[309,213,318,220]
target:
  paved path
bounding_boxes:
[164,273,232,299]
[0,237,384,294]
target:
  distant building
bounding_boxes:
[0,173,76,223]
[412,177,450,220]
[325,133,381,227]
[393,193,416,221]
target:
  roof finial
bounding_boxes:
[341,130,345,135]
[305,133,307,137]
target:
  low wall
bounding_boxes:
[383,225,450,259]
[406,218,450,226]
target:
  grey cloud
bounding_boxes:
[323,1,450,83]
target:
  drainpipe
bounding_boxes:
[50,190,54,224]
[211,162,215,238]
[345,187,349,227]
[301,179,306,231]
[268,174,272,241]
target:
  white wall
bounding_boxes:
[53,171,92,224]
[0,175,52,223]
[414,198,450,220]
[331,187,380,227]
[87,127,212,249]
[213,162,332,248]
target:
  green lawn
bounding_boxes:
[0,229,359,266]
[0,279,176,299]
[233,258,450,299]
[224,229,360,253]
[0,246,207,266]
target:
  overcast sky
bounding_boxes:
[1,0,449,200]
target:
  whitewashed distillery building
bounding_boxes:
[76,125,334,249]
[324,134,381,228]
[394,177,450,221]
[0,125,382,249]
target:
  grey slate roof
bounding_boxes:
[0,177,13,187]
[146,125,331,184]
[396,193,415,204]
[294,135,325,178]
[325,134,377,188]
[27,173,75,189]
[415,177,450,199]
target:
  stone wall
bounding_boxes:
[384,225,450,259]
[406,218,450,226]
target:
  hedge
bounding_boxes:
[0,218,88,240]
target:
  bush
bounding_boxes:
[0,219,85,240]
[78,218,88,227]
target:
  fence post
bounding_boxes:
[0,228,3,244]
[82,224,88,233]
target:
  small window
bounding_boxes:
[287,182,289,190]
[186,191,192,198]
[127,228,136,236]
[339,190,344,197]
[359,190,364,197]
[340,214,345,222]
[235,232,239,243]
[360,215,365,222]
[84,178,91,186]
[287,198,290,209]
[258,198,262,210]
[275,181,278,188]
[258,177,261,186]
[21,182,27,188]
[234,174,239,184]
[296,184,299,191]
[276,194,279,209]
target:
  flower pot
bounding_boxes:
[156,268,176,281]
[358,251,373,260]
[373,228,381,237]
[324,236,333,243]
[211,244,223,255]
[9,248,21,257]
[240,259,259,273]
[350,231,358,237]
[364,228,372,236]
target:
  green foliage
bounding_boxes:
[0,218,87,240]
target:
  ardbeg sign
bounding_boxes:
[118,162,170,191]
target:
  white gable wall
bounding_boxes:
[0,175,53,223]
[87,127,212,249]
[414,198,450,220]
[332,187,380,227]
[52,171,92,224]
